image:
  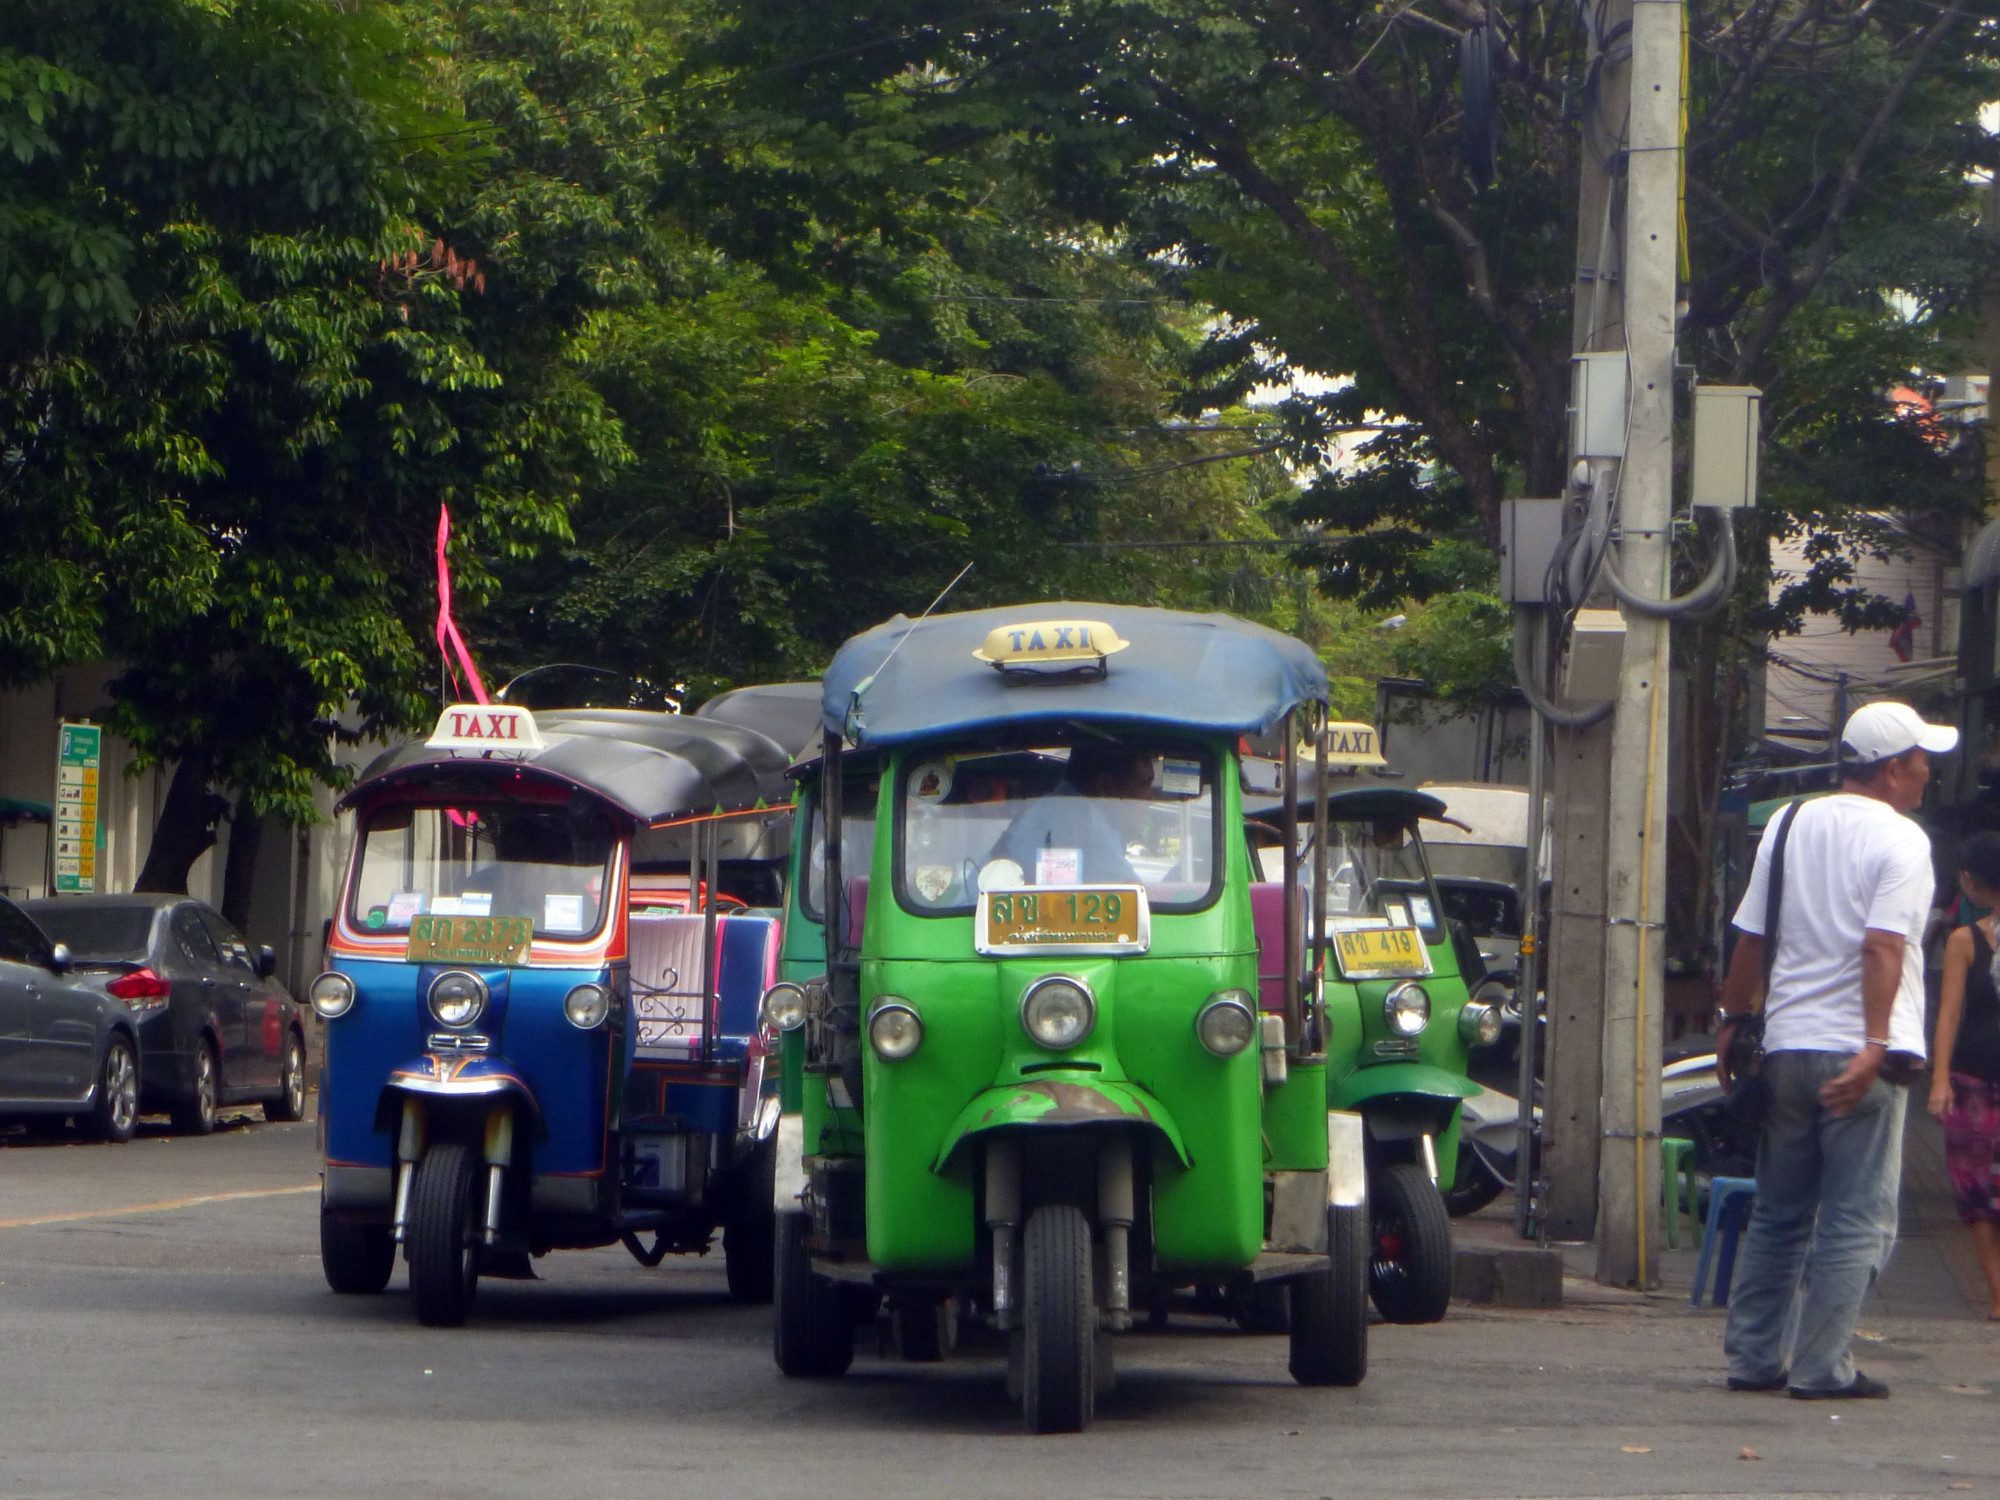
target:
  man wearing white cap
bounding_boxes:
[1718,699,1957,1399]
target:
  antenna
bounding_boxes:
[845,561,974,739]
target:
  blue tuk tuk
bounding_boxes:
[311,702,797,1324]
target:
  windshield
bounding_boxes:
[898,743,1216,914]
[801,774,880,922]
[22,904,155,961]
[350,803,617,939]
[1264,818,1443,939]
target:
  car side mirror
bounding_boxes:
[46,942,72,976]
[255,944,277,979]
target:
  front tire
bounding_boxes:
[1291,1204,1368,1386]
[87,1035,139,1143]
[407,1143,482,1327]
[264,1032,306,1123]
[170,1040,219,1136]
[1020,1203,1095,1434]
[724,1141,776,1304]
[1369,1161,1454,1324]
[773,1213,852,1377]
[321,1208,395,1294]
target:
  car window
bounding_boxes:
[197,909,253,971]
[22,903,156,962]
[0,899,51,965]
[172,905,221,967]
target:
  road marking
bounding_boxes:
[0,1184,317,1229]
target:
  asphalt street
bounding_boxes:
[2,1103,1996,1500]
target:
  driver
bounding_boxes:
[988,746,1155,886]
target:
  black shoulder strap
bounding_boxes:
[1761,800,1801,993]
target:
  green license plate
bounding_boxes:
[405,914,533,966]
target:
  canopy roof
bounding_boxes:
[694,682,824,757]
[345,708,793,824]
[1245,778,1449,826]
[822,602,1329,750]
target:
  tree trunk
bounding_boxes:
[220,791,262,931]
[134,756,228,895]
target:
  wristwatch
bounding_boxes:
[1714,1008,1751,1026]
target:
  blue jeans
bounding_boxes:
[1723,1049,1907,1392]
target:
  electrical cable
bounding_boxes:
[1599,510,1737,617]
[1513,604,1615,727]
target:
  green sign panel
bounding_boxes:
[54,722,103,894]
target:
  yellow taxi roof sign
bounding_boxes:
[973,619,1130,671]
[426,703,545,757]
[1319,720,1388,768]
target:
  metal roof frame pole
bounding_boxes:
[1516,615,1548,1240]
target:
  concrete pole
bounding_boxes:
[1592,0,1682,1289]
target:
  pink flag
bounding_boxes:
[436,505,489,704]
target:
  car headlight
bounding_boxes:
[563,983,610,1030]
[760,982,808,1033]
[1020,975,1095,1051]
[868,999,924,1061]
[1459,1001,1503,1047]
[1195,991,1257,1057]
[1384,981,1430,1037]
[427,970,488,1030]
[308,971,355,1020]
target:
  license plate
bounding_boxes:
[976,886,1150,956]
[405,914,533,966]
[1330,924,1432,980]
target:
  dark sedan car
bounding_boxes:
[20,894,308,1135]
[0,895,142,1141]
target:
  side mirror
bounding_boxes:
[46,942,73,976]
[255,944,277,979]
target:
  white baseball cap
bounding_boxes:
[1840,700,1958,765]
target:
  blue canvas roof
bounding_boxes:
[822,602,1329,749]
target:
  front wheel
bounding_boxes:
[170,1040,219,1136]
[407,1143,482,1327]
[1290,1204,1368,1386]
[1020,1203,1096,1434]
[773,1213,852,1377]
[321,1208,395,1294]
[264,1032,307,1123]
[1369,1161,1454,1324]
[723,1141,776,1304]
[87,1035,139,1143]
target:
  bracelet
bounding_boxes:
[1715,1009,1752,1024]
[1865,1036,1891,1048]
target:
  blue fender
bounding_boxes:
[373,1053,544,1138]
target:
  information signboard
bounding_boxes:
[54,722,103,894]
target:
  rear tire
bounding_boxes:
[170,1040,219,1136]
[407,1143,482,1327]
[1369,1161,1454,1324]
[1020,1203,1095,1433]
[1443,1146,1504,1217]
[1230,1277,1290,1334]
[87,1035,139,1143]
[1290,1204,1368,1386]
[724,1141,776,1304]
[264,1032,306,1123]
[321,1208,395,1294]
[773,1212,852,1376]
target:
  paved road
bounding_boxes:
[2,1107,1996,1500]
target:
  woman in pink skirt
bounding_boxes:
[1930,831,2000,1318]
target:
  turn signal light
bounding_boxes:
[107,968,170,1001]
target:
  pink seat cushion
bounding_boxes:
[1247,881,1298,1013]
[843,876,870,950]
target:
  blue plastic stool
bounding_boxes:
[1688,1175,1757,1307]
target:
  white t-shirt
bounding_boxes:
[1731,793,1933,1058]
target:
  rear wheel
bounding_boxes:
[407,1143,482,1327]
[1020,1203,1095,1433]
[1291,1204,1368,1386]
[723,1141,776,1304]
[170,1040,219,1136]
[1230,1277,1290,1334]
[320,1207,395,1294]
[87,1035,139,1143]
[1369,1161,1454,1324]
[264,1032,306,1123]
[1443,1145,1504,1217]
[773,1213,852,1376]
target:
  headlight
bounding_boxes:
[308,972,355,1020]
[1195,991,1257,1057]
[868,1000,924,1061]
[1020,976,1095,1051]
[1459,1001,1503,1047]
[427,970,488,1030]
[1384,982,1430,1037]
[563,983,610,1030]
[760,982,808,1033]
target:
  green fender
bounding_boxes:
[1330,1062,1479,1112]
[934,1078,1189,1173]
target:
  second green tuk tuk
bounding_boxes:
[760,603,1369,1432]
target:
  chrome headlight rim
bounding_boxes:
[563,982,611,1031]
[1383,981,1431,1038]
[1019,974,1097,1052]
[308,971,355,1020]
[426,970,489,1031]
[1458,999,1503,1047]
[1194,991,1257,1057]
[868,998,924,1062]
[759,981,808,1033]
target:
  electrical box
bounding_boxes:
[1691,385,1760,510]
[1569,352,1629,461]
[1499,498,1565,604]
[1562,608,1626,704]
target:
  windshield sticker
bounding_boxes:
[1407,895,1435,927]
[1036,846,1082,886]
[1383,900,1410,927]
[909,760,954,804]
[1158,758,1202,797]
[364,906,388,930]
[978,857,1023,891]
[544,893,584,933]
[913,865,954,905]
[387,891,424,926]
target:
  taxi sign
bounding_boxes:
[1319,720,1388,769]
[426,703,545,758]
[1330,921,1433,980]
[973,619,1129,675]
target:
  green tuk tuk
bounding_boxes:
[760,604,1369,1432]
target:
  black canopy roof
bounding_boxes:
[1244,777,1449,827]
[693,682,824,757]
